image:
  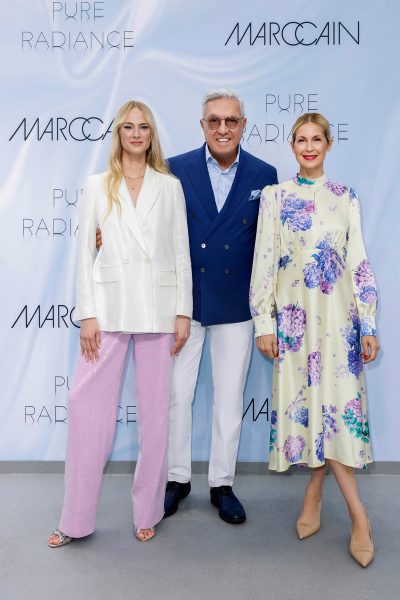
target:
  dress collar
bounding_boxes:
[293,173,327,187]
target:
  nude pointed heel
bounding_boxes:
[349,519,374,567]
[296,500,321,540]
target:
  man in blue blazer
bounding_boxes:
[165,89,278,524]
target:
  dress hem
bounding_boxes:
[268,456,373,473]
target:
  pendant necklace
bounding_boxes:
[125,173,145,190]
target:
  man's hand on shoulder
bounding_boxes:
[96,227,102,251]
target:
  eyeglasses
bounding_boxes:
[202,116,244,130]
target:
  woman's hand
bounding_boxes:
[256,334,279,359]
[361,335,380,363]
[80,317,101,362]
[171,316,190,355]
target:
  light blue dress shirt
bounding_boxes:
[205,145,240,212]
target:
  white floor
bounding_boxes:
[1,473,399,600]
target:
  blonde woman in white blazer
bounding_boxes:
[48,101,192,547]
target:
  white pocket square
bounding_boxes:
[249,189,261,201]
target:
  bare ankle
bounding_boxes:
[349,504,368,526]
[305,483,323,502]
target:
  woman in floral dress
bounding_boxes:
[250,113,380,567]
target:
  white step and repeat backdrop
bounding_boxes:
[0,0,398,462]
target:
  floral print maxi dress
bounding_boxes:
[250,175,377,471]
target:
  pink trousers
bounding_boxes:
[59,331,174,537]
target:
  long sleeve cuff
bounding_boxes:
[176,299,192,319]
[253,313,276,337]
[360,315,376,337]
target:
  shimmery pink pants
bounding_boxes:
[59,331,174,537]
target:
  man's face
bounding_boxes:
[200,97,246,167]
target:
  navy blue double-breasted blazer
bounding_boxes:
[168,144,277,326]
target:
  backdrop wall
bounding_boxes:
[1,0,398,462]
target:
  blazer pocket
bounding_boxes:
[93,266,120,283]
[159,271,177,286]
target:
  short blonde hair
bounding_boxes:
[291,113,331,143]
[105,100,169,215]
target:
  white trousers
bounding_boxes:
[168,319,253,487]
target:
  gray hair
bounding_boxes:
[202,88,245,117]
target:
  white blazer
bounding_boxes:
[74,167,192,333]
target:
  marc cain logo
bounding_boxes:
[8,117,113,142]
[242,397,269,422]
[11,305,79,328]
[225,21,360,46]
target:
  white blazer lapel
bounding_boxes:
[119,178,149,255]
[136,166,161,225]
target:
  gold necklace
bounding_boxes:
[124,173,145,190]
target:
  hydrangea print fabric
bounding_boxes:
[323,180,348,196]
[342,304,364,379]
[353,259,377,304]
[277,304,306,355]
[285,387,309,427]
[280,193,315,232]
[303,237,345,295]
[269,410,278,454]
[308,351,322,386]
[342,393,370,443]
[250,175,376,471]
[283,435,306,463]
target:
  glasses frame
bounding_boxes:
[202,116,244,130]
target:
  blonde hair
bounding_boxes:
[105,100,170,214]
[291,112,331,143]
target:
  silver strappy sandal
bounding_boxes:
[134,527,156,542]
[48,528,74,548]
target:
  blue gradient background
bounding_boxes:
[0,0,397,462]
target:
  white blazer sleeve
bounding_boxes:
[74,176,98,321]
[172,179,193,318]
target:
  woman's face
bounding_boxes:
[291,122,332,176]
[119,107,152,158]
